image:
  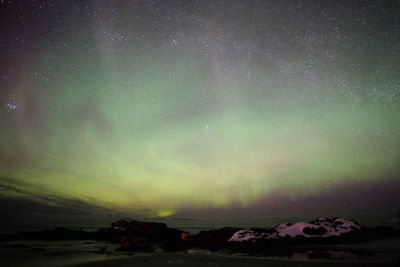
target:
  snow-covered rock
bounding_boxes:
[228,229,273,242]
[228,217,361,242]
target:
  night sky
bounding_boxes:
[0,0,399,227]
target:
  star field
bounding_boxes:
[0,0,399,224]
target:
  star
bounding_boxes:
[6,103,16,110]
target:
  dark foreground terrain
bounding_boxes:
[1,217,400,266]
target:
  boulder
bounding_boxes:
[228,217,368,248]
[194,227,242,250]
[93,227,125,242]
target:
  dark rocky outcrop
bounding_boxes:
[0,219,184,252]
[108,219,183,252]
[93,227,125,242]
[192,227,242,250]
[2,217,400,255]
[225,217,400,254]
[303,226,327,236]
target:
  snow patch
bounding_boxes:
[112,226,126,231]
[228,217,361,242]
[228,230,273,242]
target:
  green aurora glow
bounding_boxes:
[0,1,399,220]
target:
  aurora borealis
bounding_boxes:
[0,0,399,226]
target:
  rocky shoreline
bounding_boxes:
[1,217,399,255]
